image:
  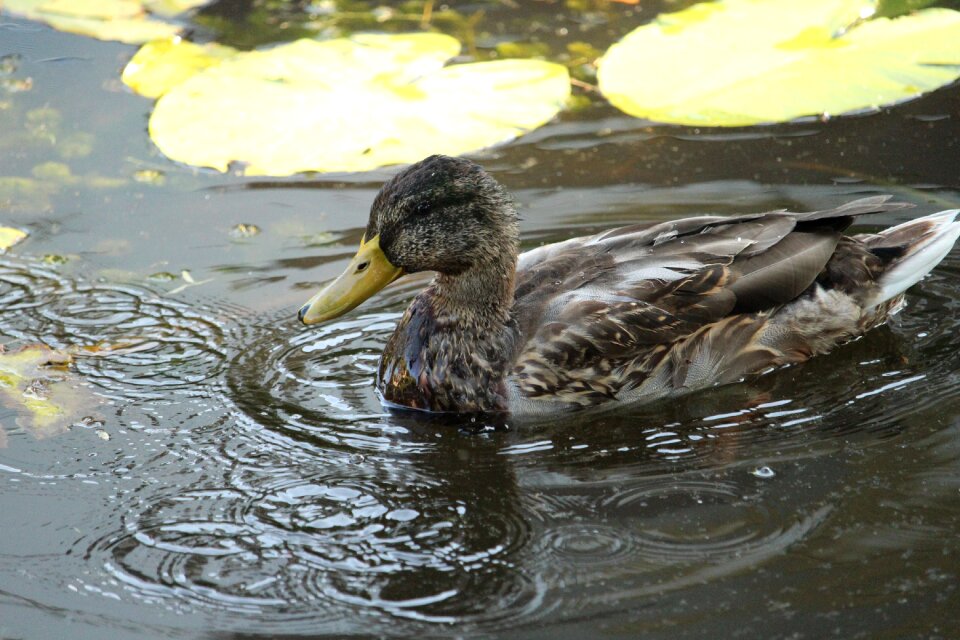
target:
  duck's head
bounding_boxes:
[298,155,518,325]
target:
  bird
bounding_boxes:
[298,155,960,415]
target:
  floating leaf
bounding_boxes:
[167,269,213,294]
[0,227,28,252]
[31,160,75,182]
[229,223,261,239]
[122,37,236,99]
[597,0,960,126]
[147,271,177,281]
[1,0,210,44]
[132,168,166,184]
[58,131,95,159]
[146,33,571,175]
[42,253,69,265]
[0,344,100,441]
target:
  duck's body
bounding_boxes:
[299,155,960,415]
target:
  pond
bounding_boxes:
[1,1,960,638]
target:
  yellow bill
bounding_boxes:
[298,234,403,325]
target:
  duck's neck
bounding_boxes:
[431,248,518,326]
[377,248,519,413]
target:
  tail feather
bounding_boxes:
[864,209,960,307]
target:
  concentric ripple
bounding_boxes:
[8,237,960,636]
[85,456,541,631]
[596,479,821,564]
[0,258,231,400]
[0,255,69,323]
[540,523,636,566]
[225,305,420,454]
[37,284,230,397]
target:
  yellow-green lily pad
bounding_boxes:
[597,0,960,126]
[122,37,236,99]
[0,344,100,441]
[0,226,28,252]
[1,0,210,44]
[146,33,571,175]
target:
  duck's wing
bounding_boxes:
[509,196,910,406]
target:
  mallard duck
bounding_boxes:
[299,155,960,414]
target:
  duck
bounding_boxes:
[298,155,960,415]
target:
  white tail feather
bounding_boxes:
[869,209,960,307]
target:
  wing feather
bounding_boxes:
[509,198,911,406]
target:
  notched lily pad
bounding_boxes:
[139,33,570,175]
[597,0,960,126]
[0,344,102,442]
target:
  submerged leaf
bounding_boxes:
[0,176,57,213]
[146,33,571,175]
[0,345,100,440]
[597,0,960,126]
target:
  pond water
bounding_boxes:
[2,2,960,638]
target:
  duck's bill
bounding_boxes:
[298,234,403,325]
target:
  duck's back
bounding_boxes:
[506,197,959,414]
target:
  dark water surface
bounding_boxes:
[2,2,960,638]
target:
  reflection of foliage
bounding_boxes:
[876,0,944,16]
[193,0,491,51]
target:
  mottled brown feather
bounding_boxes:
[355,157,947,414]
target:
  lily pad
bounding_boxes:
[122,37,236,99]
[0,227,28,252]
[145,33,571,175]
[1,0,210,44]
[597,0,960,126]
[0,344,100,441]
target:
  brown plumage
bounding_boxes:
[298,155,960,415]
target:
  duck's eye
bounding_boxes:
[356,261,370,273]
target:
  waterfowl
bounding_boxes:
[299,155,960,415]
